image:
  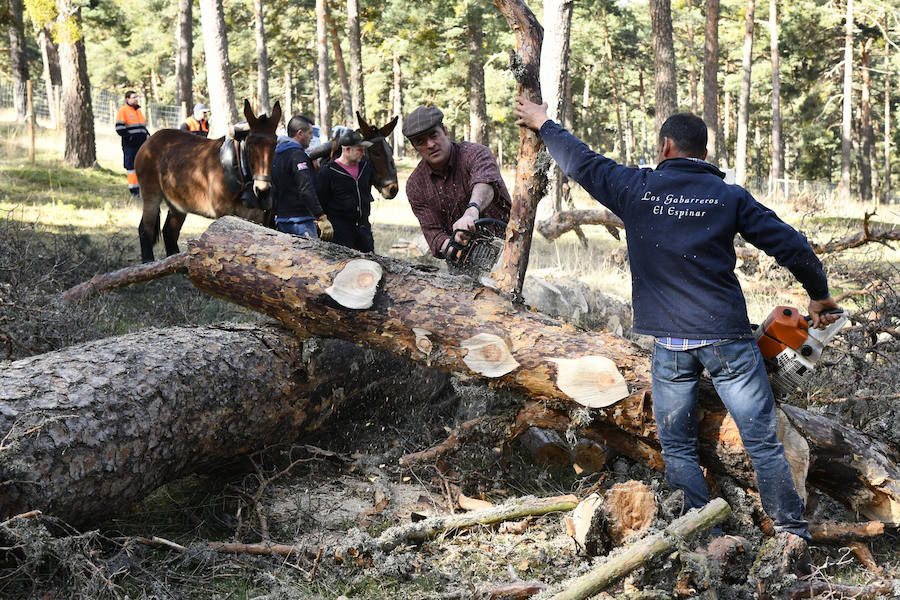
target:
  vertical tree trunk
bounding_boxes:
[687,0,698,114]
[601,5,625,163]
[174,0,193,114]
[885,25,892,204]
[56,0,96,167]
[198,0,238,137]
[769,0,783,195]
[8,0,29,121]
[491,0,546,296]
[347,0,365,119]
[467,0,489,146]
[639,65,650,160]
[391,51,404,158]
[326,3,354,126]
[315,0,332,135]
[650,0,677,134]
[254,0,270,114]
[735,0,755,187]
[724,84,732,164]
[702,0,720,164]
[284,65,293,116]
[540,0,573,212]
[857,38,874,205]
[837,0,854,203]
[38,27,62,127]
[580,64,593,142]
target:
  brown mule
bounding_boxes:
[134,100,282,262]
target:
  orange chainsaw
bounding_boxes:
[753,306,847,398]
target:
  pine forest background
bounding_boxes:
[0,0,898,202]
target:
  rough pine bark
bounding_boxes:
[0,323,447,527]
[346,0,365,119]
[702,0,720,163]
[315,0,331,135]
[391,52,403,158]
[650,0,677,134]
[254,0,270,114]
[491,0,547,296]
[735,0,755,187]
[885,30,892,204]
[55,0,96,167]
[198,0,238,136]
[8,0,29,121]
[467,0,489,145]
[174,0,193,114]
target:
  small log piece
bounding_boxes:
[848,541,884,576]
[572,438,608,475]
[808,520,884,544]
[567,493,609,556]
[517,427,571,467]
[604,480,657,544]
[749,533,810,600]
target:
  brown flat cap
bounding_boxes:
[402,106,444,138]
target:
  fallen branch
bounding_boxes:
[376,494,578,552]
[399,417,489,466]
[477,580,547,599]
[812,212,900,254]
[536,209,623,242]
[848,541,884,576]
[781,579,899,600]
[808,520,884,543]
[547,497,730,600]
[0,509,41,528]
[60,252,188,303]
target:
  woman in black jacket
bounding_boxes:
[317,131,376,252]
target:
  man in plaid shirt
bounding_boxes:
[403,106,511,260]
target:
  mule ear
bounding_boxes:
[243,99,255,124]
[379,115,399,138]
[271,101,282,127]
[356,111,373,136]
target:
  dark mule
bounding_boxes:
[134,100,282,262]
[309,112,400,200]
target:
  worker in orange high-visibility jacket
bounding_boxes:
[115,90,150,197]
[180,103,210,137]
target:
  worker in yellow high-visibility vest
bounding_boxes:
[114,91,150,197]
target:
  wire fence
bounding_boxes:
[0,80,185,130]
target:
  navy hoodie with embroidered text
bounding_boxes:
[539,120,829,339]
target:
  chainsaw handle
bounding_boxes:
[802,308,844,322]
[473,218,508,230]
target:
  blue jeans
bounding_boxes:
[276,218,318,238]
[651,339,809,539]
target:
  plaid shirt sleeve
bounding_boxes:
[406,168,449,257]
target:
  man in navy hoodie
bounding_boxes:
[317,130,376,252]
[514,97,840,554]
[272,115,333,240]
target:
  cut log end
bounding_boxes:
[325,259,383,309]
[551,356,629,408]
[461,333,519,377]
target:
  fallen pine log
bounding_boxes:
[0,323,448,526]
[808,520,884,543]
[46,217,900,525]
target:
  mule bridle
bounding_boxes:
[241,131,277,185]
